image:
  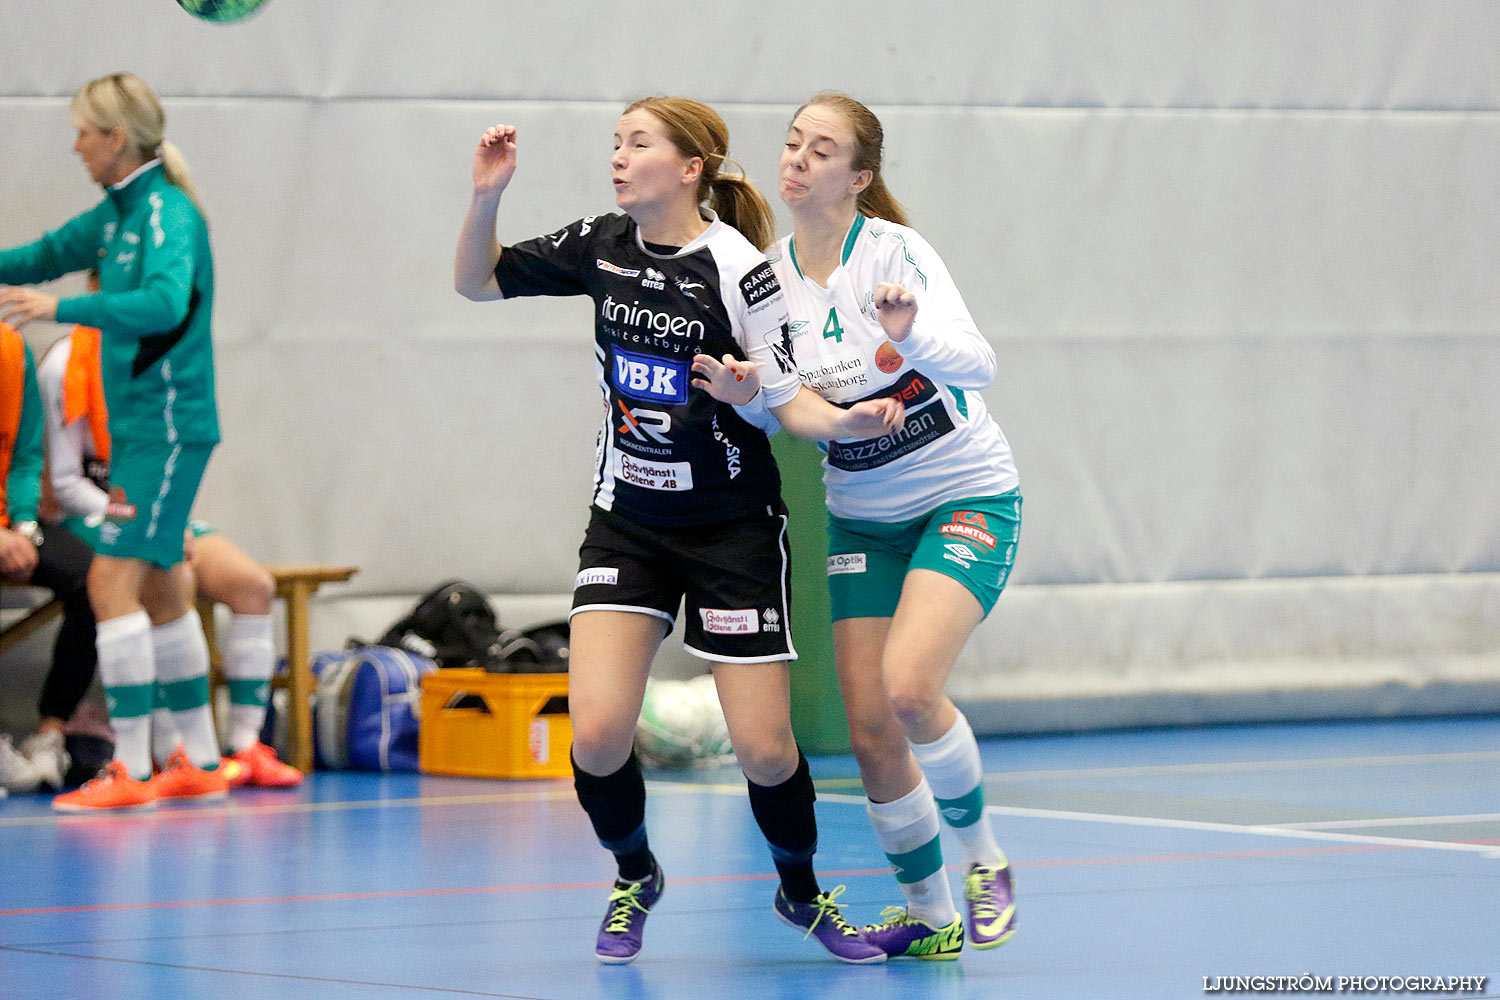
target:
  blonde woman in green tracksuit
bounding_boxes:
[0,72,229,811]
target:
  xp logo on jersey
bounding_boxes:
[613,348,689,404]
[616,399,672,444]
[641,267,666,290]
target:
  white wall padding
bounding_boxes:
[2,1,1498,728]
[955,574,1500,733]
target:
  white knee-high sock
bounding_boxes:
[96,611,156,780]
[910,710,1005,867]
[866,777,958,926]
[222,613,274,753]
[151,612,220,769]
[150,694,181,769]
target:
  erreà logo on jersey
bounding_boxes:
[597,258,642,277]
[739,261,779,307]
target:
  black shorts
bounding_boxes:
[570,504,797,663]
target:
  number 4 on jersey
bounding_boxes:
[823,307,845,343]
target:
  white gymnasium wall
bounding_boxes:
[3,2,1498,728]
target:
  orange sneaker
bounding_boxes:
[149,748,230,801]
[230,742,304,788]
[53,761,158,813]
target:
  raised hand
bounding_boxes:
[873,281,918,342]
[473,124,519,195]
[690,353,762,406]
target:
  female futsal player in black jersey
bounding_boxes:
[454,96,902,965]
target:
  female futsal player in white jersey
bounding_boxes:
[454,96,903,966]
[703,92,1022,960]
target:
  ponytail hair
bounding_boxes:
[155,140,205,218]
[71,72,206,219]
[706,171,775,252]
[793,91,908,227]
[625,96,776,250]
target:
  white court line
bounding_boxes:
[809,750,1500,792]
[813,791,1500,859]
[979,750,1500,782]
[1271,812,1500,831]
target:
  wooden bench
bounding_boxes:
[200,564,358,773]
[0,588,64,656]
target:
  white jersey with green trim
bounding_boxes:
[768,215,1018,521]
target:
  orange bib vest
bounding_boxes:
[61,325,111,462]
[0,323,27,528]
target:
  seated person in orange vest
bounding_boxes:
[36,299,300,788]
[0,321,97,796]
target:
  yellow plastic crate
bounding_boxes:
[419,669,571,779]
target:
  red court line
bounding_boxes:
[0,840,1422,918]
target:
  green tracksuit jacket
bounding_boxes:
[0,161,219,447]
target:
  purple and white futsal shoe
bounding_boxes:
[773,885,887,964]
[595,863,665,964]
[964,860,1017,948]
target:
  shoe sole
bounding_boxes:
[53,799,158,814]
[969,925,1017,949]
[773,908,888,964]
[155,789,229,802]
[248,776,305,788]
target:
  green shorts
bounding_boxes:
[95,441,215,568]
[63,515,214,552]
[827,490,1021,620]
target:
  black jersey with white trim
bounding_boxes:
[494,211,800,527]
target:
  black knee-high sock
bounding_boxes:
[572,750,655,881]
[746,750,821,902]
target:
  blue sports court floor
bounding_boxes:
[1,716,1496,999]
